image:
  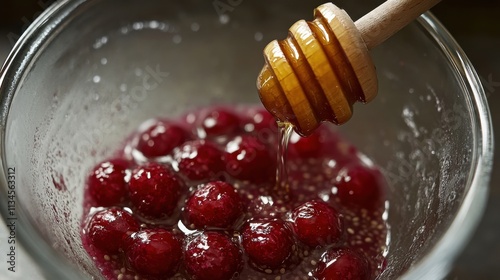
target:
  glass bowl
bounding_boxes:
[0,0,493,279]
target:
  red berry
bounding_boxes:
[289,131,322,158]
[125,228,182,276]
[288,125,357,163]
[86,208,139,254]
[225,135,276,183]
[129,163,183,219]
[199,107,240,138]
[185,181,243,229]
[314,247,371,280]
[241,219,295,269]
[288,125,334,158]
[173,140,225,181]
[290,200,343,247]
[244,107,277,139]
[136,119,189,158]
[185,232,241,280]
[87,159,129,206]
[335,165,384,209]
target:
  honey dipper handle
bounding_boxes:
[355,0,441,49]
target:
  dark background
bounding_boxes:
[1,0,499,279]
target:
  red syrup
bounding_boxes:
[81,105,389,280]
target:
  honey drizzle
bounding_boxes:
[274,121,294,200]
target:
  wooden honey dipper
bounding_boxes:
[257,0,441,136]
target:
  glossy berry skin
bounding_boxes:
[173,140,225,181]
[87,159,129,207]
[199,107,241,138]
[136,120,189,158]
[129,163,182,219]
[241,219,295,269]
[288,126,357,164]
[335,165,384,210]
[314,247,371,280]
[290,200,343,247]
[185,232,242,280]
[80,105,388,279]
[184,181,243,229]
[288,129,324,158]
[288,125,337,158]
[125,228,182,277]
[86,208,139,254]
[225,135,276,183]
[244,107,277,140]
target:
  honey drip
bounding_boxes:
[274,121,293,200]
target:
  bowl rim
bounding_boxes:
[0,1,494,279]
[399,12,494,280]
[0,1,92,278]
